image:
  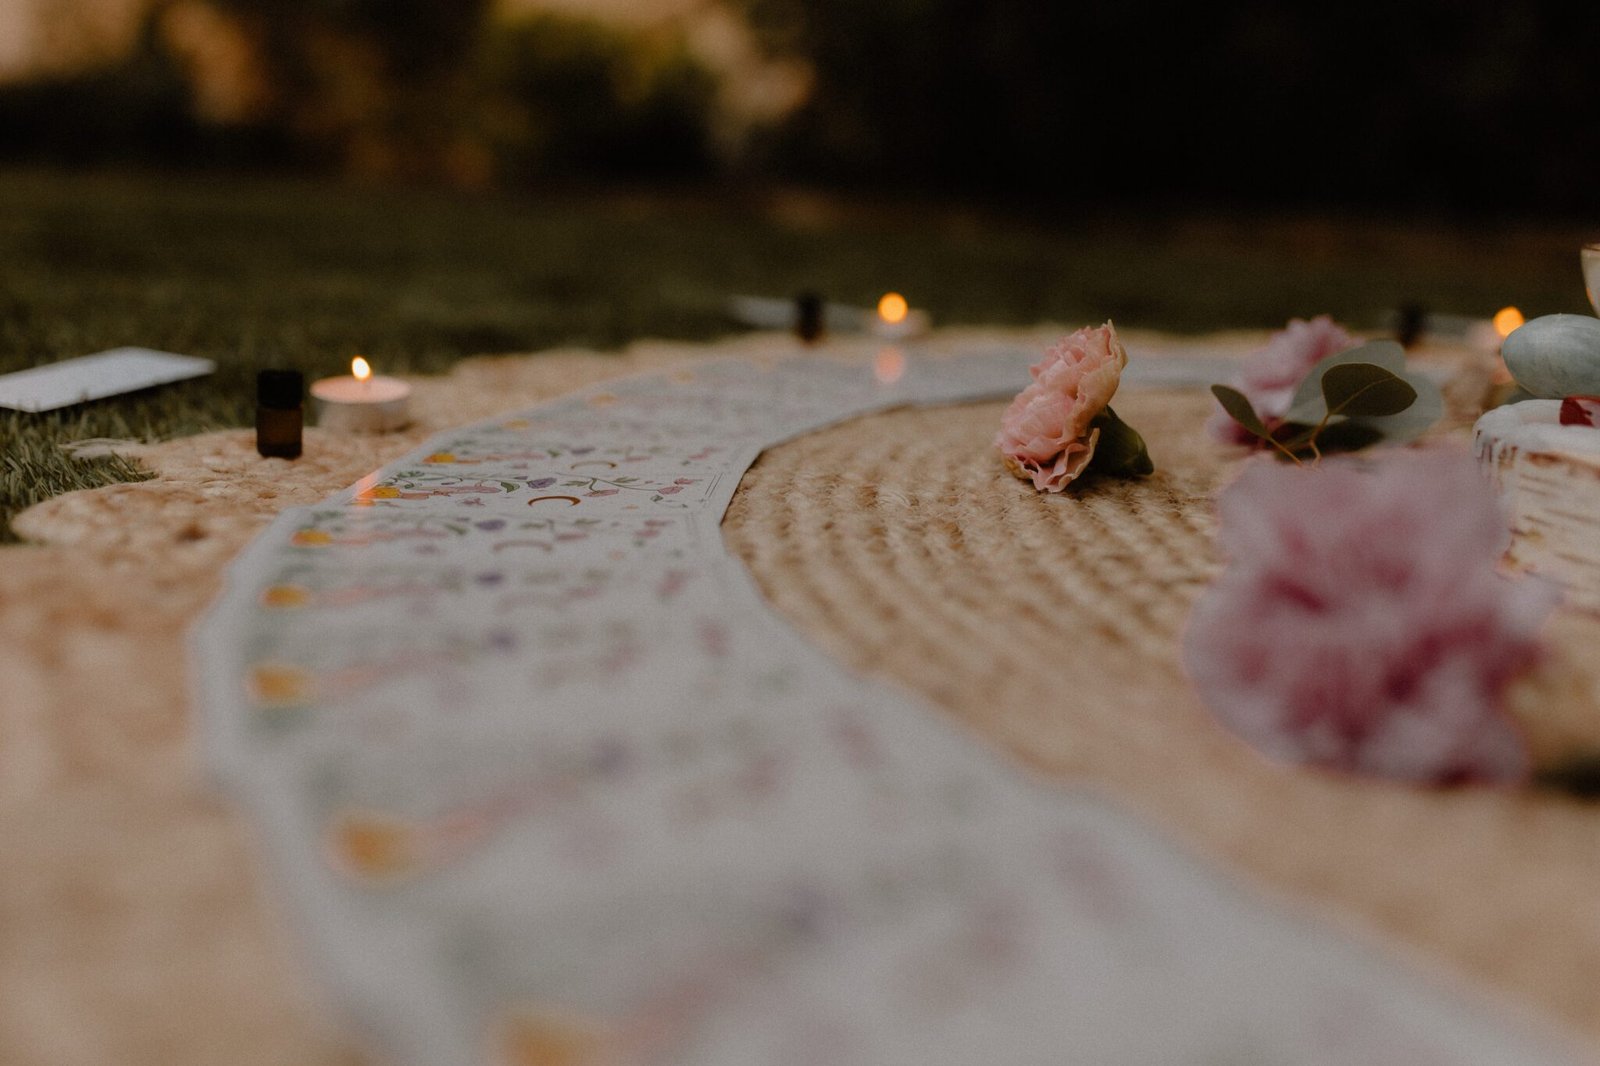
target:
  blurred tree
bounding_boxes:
[0,0,720,186]
[485,13,717,181]
[740,0,1600,213]
[0,8,203,165]
[3,0,1593,213]
[200,0,495,179]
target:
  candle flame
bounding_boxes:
[352,356,372,382]
[1492,306,1524,338]
[877,292,909,325]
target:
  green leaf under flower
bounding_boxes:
[1088,405,1154,478]
[1534,755,1600,800]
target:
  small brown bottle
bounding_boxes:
[795,291,824,345]
[256,369,303,459]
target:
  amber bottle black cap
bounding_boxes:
[257,369,303,410]
[795,291,824,344]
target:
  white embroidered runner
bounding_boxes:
[194,346,1583,1066]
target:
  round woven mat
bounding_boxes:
[723,387,1600,1041]
[7,332,1600,1064]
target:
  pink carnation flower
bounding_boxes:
[996,323,1127,491]
[1183,451,1555,785]
[1209,315,1359,445]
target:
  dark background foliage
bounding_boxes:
[0,0,1595,215]
[744,0,1599,213]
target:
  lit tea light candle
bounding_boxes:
[311,357,411,433]
[870,292,929,339]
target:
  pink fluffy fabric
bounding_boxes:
[1183,450,1556,785]
[1208,316,1359,445]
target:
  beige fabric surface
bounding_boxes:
[3,329,1598,1064]
[0,341,723,1066]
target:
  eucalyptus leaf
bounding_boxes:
[1283,340,1409,423]
[1210,384,1272,440]
[1087,405,1154,477]
[1349,374,1443,443]
[1282,340,1442,444]
[1314,420,1386,453]
[1320,362,1417,417]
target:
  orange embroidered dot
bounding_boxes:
[497,1011,610,1066]
[330,814,417,878]
[249,664,312,705]
[261,585,311,608]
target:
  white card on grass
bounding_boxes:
[0,347,215,412]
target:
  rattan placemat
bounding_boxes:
[724,386,1600,1042]
[4,329,1599,1064]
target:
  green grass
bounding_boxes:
[1,167,1593,539]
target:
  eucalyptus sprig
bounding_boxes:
[1211,341,1443,463]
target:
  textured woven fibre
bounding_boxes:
[5,331,1600,1063]
[723,389,1600,1044]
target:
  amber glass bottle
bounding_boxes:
[256,369,303,459]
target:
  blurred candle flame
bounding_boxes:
[351,356,373,382]
[1493,306,1524,338]
[877,292,909,325]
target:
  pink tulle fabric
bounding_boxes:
[1183,451,1555,785]
[1208,315,1359,445]
[996,323,1127,491]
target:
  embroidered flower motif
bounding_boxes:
[1209,316,1359,445]
[995,323,1128,491]
[1183,450,1555,785]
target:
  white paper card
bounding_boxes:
[0,347,215,412]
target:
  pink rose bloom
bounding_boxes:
[996,323,1127,491]
[1183,451,1556,785]
[1209,315,1359,445]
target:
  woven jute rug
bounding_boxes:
[4,329,1600,1065]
